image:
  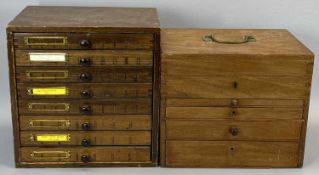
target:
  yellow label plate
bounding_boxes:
[35,134,70,142]
[28,87,68,95]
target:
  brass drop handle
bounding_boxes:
[203,34,256,44]
[230,127,239,136]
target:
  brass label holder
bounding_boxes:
[24,36,68,46]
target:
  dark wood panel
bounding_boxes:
[166,106,303,120]
[20,146,151,163]
[16,67,152,83]
[20,115,151,131]
[166,119,302,141]
[18,99,152,115]
[17,83,152,99]
[166,141,299,167]
[20,131,151,146]
[15,50,153,67]
[14,33,153,50]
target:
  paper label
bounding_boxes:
[35,134,70,142]
[29,53,66,62]
[29,87,68,95]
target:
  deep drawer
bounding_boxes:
[165,141,299,167]
[17,83,152,99]
[16,67,152,83]
[166,106,303,120]
[166,120,302,141]
[162,75,310,99]
[20,115,151,131]
[20,146,151,163]
[18,99,151,115]
[20,131,151,146]
[15,50,153,67]
[14,33,153,50]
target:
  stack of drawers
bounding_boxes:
[160,29,314,167]
[7,6,160,167]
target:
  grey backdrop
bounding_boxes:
[0,1,318,175]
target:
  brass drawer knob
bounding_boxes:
[79,73,91,81]
[229,127,239,136]
[81,139,91,147]
[79,58,91,66]
[79,39,91,48]
[80,90,91,98]
[80,106,91,114]
[81,122,91,130]
[81,155,90,163]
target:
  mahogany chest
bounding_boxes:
[7,6,160,167]
[160,29,314,167]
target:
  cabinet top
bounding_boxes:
[161,29,313,56]
[7,6,160,33]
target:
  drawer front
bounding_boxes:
[18,99,151,115]
[14,33,153,50]
[15,50,153,67]
[166,107,303,120]
[20,131,151,146]
[20,146,150,163]
[17,83,152,99]
[20,115,151,131]
[162,55,313,76]
[16,67,152,83]
[166,141,299,167]
[162,75,310,99]
[166,120,302,141]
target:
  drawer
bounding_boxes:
[20,146,150,163]
[15,50,153,67]
[18,99,151,115]
[17,83,152,99]
[166,98,304,108]
[20,115,151,131]
[162,54,313,76]
[166,120,302,141]
[162,75,310,99]
[166,141,299,167]
[166,107,303,120]
[16,67,152,83]
[20,131,151,146]
[14,33,153,50]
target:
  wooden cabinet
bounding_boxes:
[7,6,160,167]
[160,29,314,168]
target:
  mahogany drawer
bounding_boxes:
[162,75,310,99]
[17,83,152,99]
[162,55,313,76]
[15,50,153,67]
[18,99,151,115]
[14,33,154,50]
[166,106,303,120]
[20,115,151,131]
[20,131,151,146]
[165,141,299,167]
[166,120,302,141]
[20,146,151,163]
[16,67,152,83]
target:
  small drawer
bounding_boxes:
[17,83,152,99]
[162,75,310,99]
[20,115,151,131]
[20,146,151,163]
[20,131,151,146]
[166,106,303,120]
[14,33,153,50]
[166,120,302,141]
[16,67,152,83]
[18,99,152,115]
[15,50,153,67]
[166,141,299,167]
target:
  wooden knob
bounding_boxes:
[79,73,91,81]
[231,99,239,106]
[79,58,91,66]
[81,122,91,130]
[80,106,91,114]
[232,81,238,89]
[81,139,91,147]
[79,40,91,48]
[80,90,91,98]
[81,155,90,163]
[229,127,239,136]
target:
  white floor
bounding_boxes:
[1,100,318,175]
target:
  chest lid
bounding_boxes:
[161,29,313,56]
